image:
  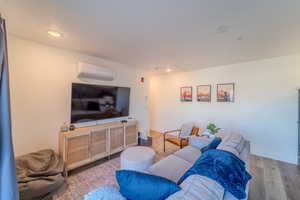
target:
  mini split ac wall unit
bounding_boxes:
[77,62,115,81]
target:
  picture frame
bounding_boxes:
[217,83,235,102]
[180,86,193,102]
[197,85,211,102]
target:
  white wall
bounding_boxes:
[150,54,300,164]
[7,35,150,156]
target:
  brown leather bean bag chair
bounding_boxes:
[16,149,65,200]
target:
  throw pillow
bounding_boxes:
[219,133,246,154]
[116,170,181,200]
[180,122,194,137]
[201,137,222,153]
[217,145,239,157]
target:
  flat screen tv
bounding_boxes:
[71,83,130,123]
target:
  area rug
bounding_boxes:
[54,132,176,200]
[54,157,120,200]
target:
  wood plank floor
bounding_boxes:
[150,131,300,200]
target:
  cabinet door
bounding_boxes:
[91,128,108,160]
[66,132,90,168]
[125,123,138,147]
[110,126,125,154]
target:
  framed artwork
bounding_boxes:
[197,85,211,102]
[217,83,235,102]
[180,87,193,102]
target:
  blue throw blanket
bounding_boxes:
[178,149,251,199]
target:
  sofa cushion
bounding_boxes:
[188,136,211,150]
[173,146,201,164]
[116,170,180,200]
[220,133,246,154]
[166,175,224,200]
[147,155,192,183]
[223,182,249,200]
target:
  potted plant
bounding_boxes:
[206,123,221,136]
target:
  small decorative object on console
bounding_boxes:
[60,122,69,132]
[69,124,75,131]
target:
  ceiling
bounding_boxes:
[1,0,300,73]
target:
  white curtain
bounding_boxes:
[0,17,19,200]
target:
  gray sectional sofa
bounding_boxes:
[85,132,250,200]
[146,132,250,200]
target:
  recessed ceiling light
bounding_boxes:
[166,68,172,73]
[48,30,62,38]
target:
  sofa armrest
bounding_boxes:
[189,136,211,150]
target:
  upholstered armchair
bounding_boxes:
[163,123,200,152]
